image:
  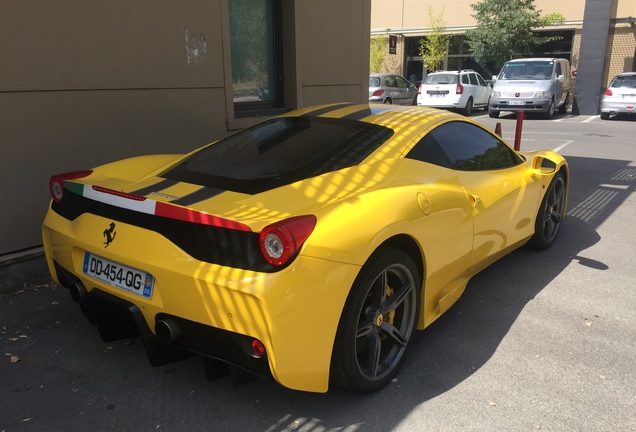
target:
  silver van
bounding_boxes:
[488,58,572,119]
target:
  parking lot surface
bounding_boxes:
[1,112,635,432]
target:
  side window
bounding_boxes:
[385,76,397,88]
[469,74,478,85]
[555,62,562,77]
[396,76,409,88]
[476,74,487,87]
[430,122,523,171]
[461,74,469,85]
[405,134,451,168]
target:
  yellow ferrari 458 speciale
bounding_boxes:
[42,103,568,393]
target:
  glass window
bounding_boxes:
[469,73,478,85]
[163,117,394,194]
[396,76,410,88]
[430,122,523,171]
[476,74,487,87]
[405,134,451,168]
[462,74,469,85]
[229,0,283,114]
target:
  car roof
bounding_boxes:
[505,58,564,62]
[614,72,636,77]
[283,103,466,130]
[428,70,475,74]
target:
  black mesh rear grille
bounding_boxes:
[52,191,280,272]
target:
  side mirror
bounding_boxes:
[531,155,557,174]
[557,74,565,83]
[491,75,497,83]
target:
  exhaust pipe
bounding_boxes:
[155,318,182,344]
[69,282,87,303]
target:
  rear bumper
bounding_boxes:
[601,101,636,114]
[42,207,360,392]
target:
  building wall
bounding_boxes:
[371,0,634,99]
[0,0,371,257]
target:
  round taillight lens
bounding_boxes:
[259,215,316,267]
[251,339,266,358]
[48,170,93,204]
[604,89,613,96]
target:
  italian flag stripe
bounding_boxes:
[66,181,251,232]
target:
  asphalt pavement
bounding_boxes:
[1,112,635,432]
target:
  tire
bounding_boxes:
[542,98,555,119]
[383,98,392,105]
[462,97,473,116]
[600,112,610,120]
[558,94,569,114]
[331,247,421,393]
[489,108,500,118]
[527,172,566,250]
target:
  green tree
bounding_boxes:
[418,7,449,72]
[370,36,387,73]
[466,0,564,68]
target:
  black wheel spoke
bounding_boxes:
[366,330,382,378]
[371,271,388,309]
[380,280,413,314]
[356,317,375,340]
[380,321,407,347]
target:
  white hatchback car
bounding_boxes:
[600,72,636,120]
[417,70,492,115]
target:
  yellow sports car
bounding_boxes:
[42,104,568,393]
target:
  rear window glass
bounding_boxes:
[370,77,381,87]
[424,74,458,85]
[611,76,636,88]
[163,117,394,194]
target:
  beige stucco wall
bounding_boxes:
[0,0,371,257]
[372,0,591,29]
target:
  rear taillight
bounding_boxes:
[418,84,422,95]
[259,215,316,266]
[49,170,93,203]
[604,89,613,96]
[372,89,384,97]
[456,83,464,95]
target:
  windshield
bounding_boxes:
[498,61,554,80]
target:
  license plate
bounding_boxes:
[83,252,154,299]
[427,91,448,95]
[509,101,524,105]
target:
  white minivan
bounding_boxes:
[488,58,572,119]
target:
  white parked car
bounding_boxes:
[600,72,636,120]
[417,70,492,115]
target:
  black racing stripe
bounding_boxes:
[341,107,373,121]
[129,179,179,196]
[300,102,355,117]
[171,187,225,206]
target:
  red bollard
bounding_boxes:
[513,111,524,151]
[495,122,502,137]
